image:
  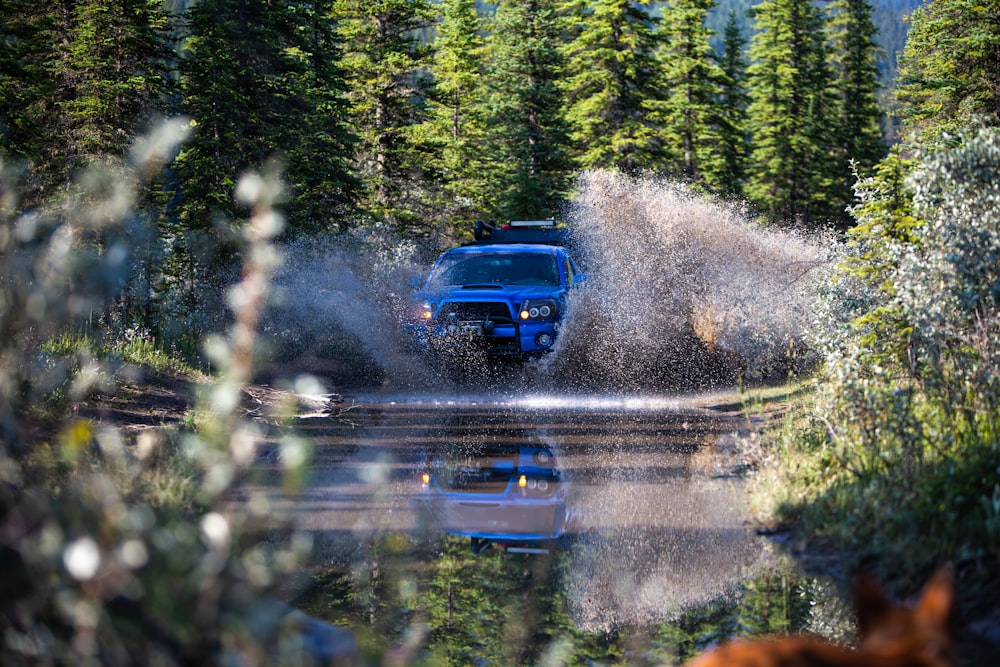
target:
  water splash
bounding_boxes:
[536,170,826,390]
[261,228,433,387]
[264,172,826,392]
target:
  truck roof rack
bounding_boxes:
[473,219,573,246]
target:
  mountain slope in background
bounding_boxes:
[705,0,922,83]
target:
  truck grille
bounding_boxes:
[437,301,513,323]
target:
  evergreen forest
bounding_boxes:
[4,0,980,350]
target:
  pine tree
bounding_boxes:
[423,0,490,229]
[482,0,575,221]
[333,0,438,234]
[894,0,1000,145]
[1,0,172,204]
[707,10,750,195]
[744,0,838,224]
[177,0,270,231]
[0,1,64,205]
[654,0,726,182]
[277,2,360,233]
[59,0,173,168]
[826,0,884,209]
[171,0,359,330]
[176,0,357,230]
[559,0,665,173]
[0,2,53,159]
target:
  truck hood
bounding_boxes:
[416,284,563,302]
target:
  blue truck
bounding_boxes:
[408,220,583,358]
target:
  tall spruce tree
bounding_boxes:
[707,10,750,195]
[60,0,172,169]
[894,0,1000,145]
[744,0,838,224]
[654,0,726,182]
[176,0,356,231]
[0,1,64,205]
[333,0,438,234]
[172,0,358,329]
[278,3,359,233]
[423,0,490,229]
[559,0,665,173]
[826,0,884,208]
[482,0,575,221]
[0,0,172,203]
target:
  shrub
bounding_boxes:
[0,126,322,664]
[766,128,1000,574]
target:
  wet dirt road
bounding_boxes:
[230,390,782,632]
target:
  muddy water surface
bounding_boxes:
[229,390,855,664]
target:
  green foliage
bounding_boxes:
[59,0,173,167]
[168,0,360,345]
[559,0,666,173]
[0,125,323,665]
[276,2,361,235]
[2,0,898,242]
[767,128,1000,576]
[0,0,172,211]
[826,0,885,212]
[894,0,1000,146]
[333,0,439,234]
[176,0,359,231]
[745,0,842,225]
[422,0,492,232]
[709,11,751,196]
[0,1,62,205]
[481,0,575,220]
[654,0,727,182]
[42,328,200,380]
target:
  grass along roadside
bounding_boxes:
[744,378,1000,605]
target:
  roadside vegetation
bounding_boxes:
[740,0,1000,592]
[0,139,323,663]
[751,128,1000,589]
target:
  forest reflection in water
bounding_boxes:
[235,394,855,664]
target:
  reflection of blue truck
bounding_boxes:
[418,443,568,554]
[408,221,582,357]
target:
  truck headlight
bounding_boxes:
[409,301,433,322]
[519,299,557,321]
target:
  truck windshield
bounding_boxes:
[428,252,560,288]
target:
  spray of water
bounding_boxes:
[537,170,826,390]
[261,227,434,387]
[263,172,826,393]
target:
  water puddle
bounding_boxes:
[228,395,857,664]
[292,547,853,665]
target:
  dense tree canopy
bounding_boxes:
[710,11,751,196]
[560,0,665,173]
[482,0,574,220]
[4,0,984,261]
[745,0,840,224]
[894,0,1000,144]
[827,0,885,208]
[655,0,726,181]
[332,0,438,234]
[423,0,491,225]
[60,0,172,167]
